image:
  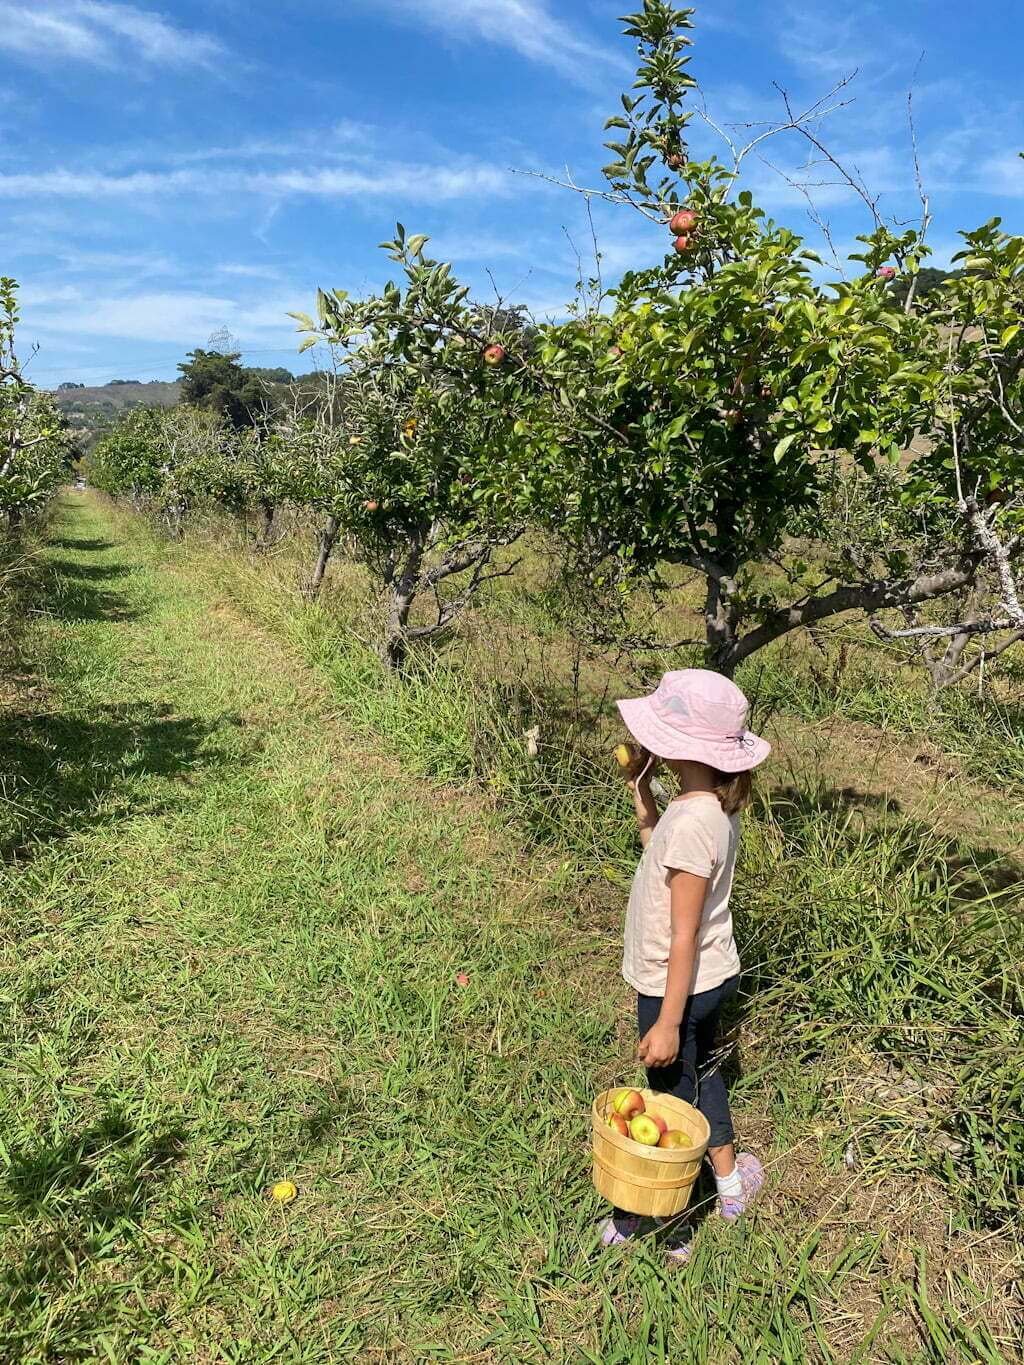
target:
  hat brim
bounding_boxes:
[616,696,771,773]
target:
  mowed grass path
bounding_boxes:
[0,495,1014,1363]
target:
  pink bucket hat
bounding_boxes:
[616,669,771,773]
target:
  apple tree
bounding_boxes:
[501,3,1021,683]
[0,278,74,528]
[293,231,525,667]
[869,216,1024,684]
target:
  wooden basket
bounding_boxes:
[592,1089,710,1218]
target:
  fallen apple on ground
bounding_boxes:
[628,1114,663,1146]
[610,1088,645,1119]
[613,743,635,769]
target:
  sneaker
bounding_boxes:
[599,1213,643,1247]
[655,1217,693,1263]
[718,1152,765,1221]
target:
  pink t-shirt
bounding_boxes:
[622,793,741,998]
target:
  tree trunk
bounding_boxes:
[382,534,426,671]
[308,515,340,596]
[256,499,275,552]
[703,573,740,676]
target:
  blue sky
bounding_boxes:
[1,0,1021,387]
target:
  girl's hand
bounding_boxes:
[638,1019,680,1069]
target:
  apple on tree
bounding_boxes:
[668,209,698,235]
[483,344,506,367]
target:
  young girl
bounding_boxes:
[602,668,770,1254]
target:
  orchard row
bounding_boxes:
[27,7,1024,678]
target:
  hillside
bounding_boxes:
[52,379,183,448]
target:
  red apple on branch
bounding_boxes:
[876,265,897,280]
[669,209,698,235]
[483,344,506,366]
[672,235,692,255]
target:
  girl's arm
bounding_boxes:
[637,870,707,1068]
[630,764,660,846]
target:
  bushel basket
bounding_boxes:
[592,1089,710,1218]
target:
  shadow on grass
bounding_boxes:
[46,537,117,554]
[0,519,245,862]
[766,783,1024,900]
[0,702,237,862]
[43,559,133,583]
[2,1109,187,1314]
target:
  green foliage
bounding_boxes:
[0,277,75,522]
[177,348,278,432]
[87,406,168,499]
[292,230,527,657]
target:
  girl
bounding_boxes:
[602,668,770,1255]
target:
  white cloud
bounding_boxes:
[978,154,1024,199]
[0,161,521,203]
[0,1,224,70]
[26,286,304,345]
[371,0,619,82]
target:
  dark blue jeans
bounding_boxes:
[638,974,739,1148]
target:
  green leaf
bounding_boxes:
[1000,323,1020,347]
[773,432,799,463]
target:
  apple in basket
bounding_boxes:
[658,1130,690,1150]
[605,1112,630,1137]
[628,1113,666,1146]
[609,1089,645,1120]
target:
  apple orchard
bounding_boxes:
[56,3,1023,679]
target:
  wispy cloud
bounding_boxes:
[23,281,311,351]
[370,0,619,82]
[0,161,523,203]
[0,1,225,70]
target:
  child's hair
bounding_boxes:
[712,767,754,816]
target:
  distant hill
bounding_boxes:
[51,368,317,449]
[51,379,183,448]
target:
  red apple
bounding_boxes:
[647,1113,668,1137]
[672,235,692,255]
[363,499,379,512]
[607,344,623,361]
[669,209,698,235]
[658,1129,690,1150]
[483,344,506,366]
[628,1114,662,1146]
[876,266,897,280]
[610,1088,645,1120]
[606,1112,630,1137]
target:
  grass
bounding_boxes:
[0,492,1020,1362]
